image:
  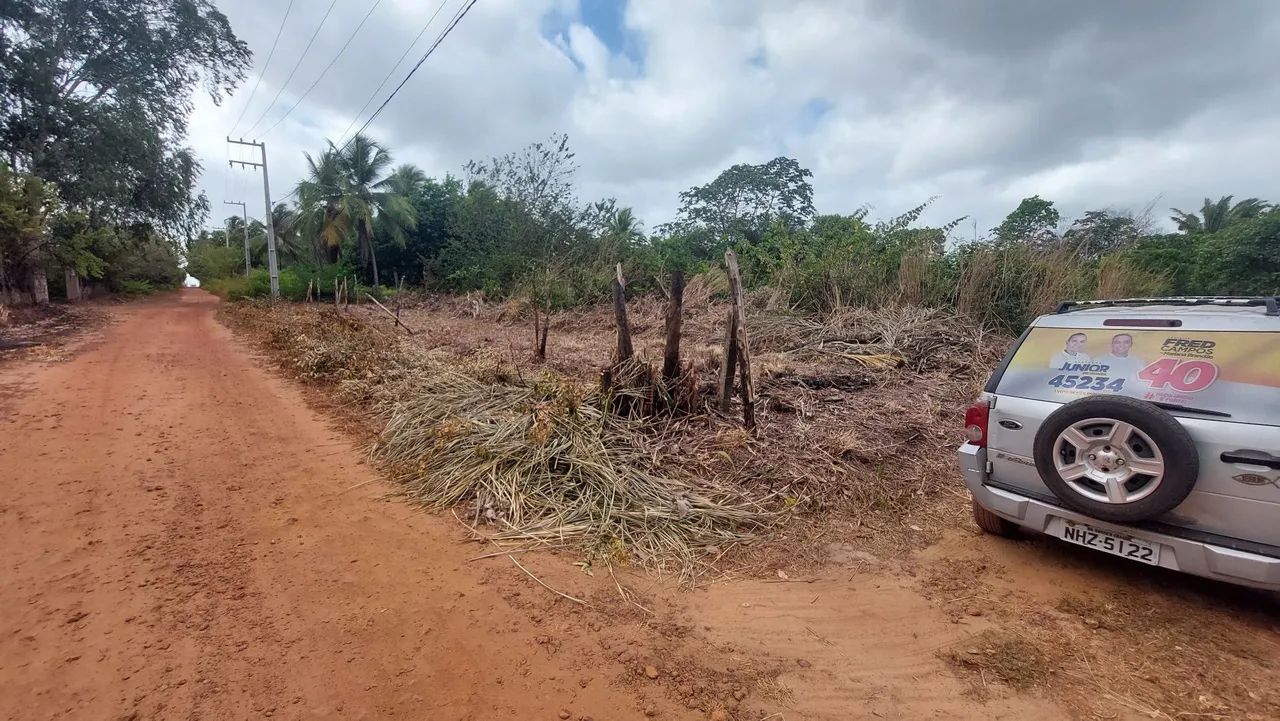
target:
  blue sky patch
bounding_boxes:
[542,1,644,72]
[799,98,834,133]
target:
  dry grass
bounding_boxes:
[1047,590,1280,720]
[943,629,1051,693]
[221,294,1280,719]
[926,546,1280,720]
[367,364,781,575]
[221,295,1004,575]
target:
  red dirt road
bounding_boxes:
[0,291,669,720]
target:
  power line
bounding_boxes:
[271,0,479,205]
[228,0,296,136]
[260,0,385,139]
[334,0,455,145]
[242,0,342,138]
[348,0,478,142]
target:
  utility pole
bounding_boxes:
[227,137,280,298]
[223,200,251,276]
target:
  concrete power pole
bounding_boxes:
[223,200,251,276]
[227,137,280,298]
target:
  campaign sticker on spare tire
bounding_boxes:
[994,328,1280,425]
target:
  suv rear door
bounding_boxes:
[986,312,1280,545]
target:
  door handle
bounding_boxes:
[1221,451,1280,470]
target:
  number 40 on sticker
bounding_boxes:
[1138,358,1219,392]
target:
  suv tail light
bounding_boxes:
[964,399,990,447]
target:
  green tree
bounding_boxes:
[584,201,644,262]
[296,135,416,285]
[672,156,815,249]
[184,238,242,281]
[0,162,55,300]
[0,0,249,234]
[1062,209,1141,259]
[459,133,582,304]
[296,148,347,263]
[378,174,461,285]
[992,195,1060,245]
[1170,195,1270,233]
[1122,233,1199,295]
[1196,211,1280,294]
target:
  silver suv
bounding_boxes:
[959,297,1280,590]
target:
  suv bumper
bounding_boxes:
[958,443,1280,591]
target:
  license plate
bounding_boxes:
[1060,522,1160,565]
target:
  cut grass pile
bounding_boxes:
[221,297,1003,573]
[370,366,778,573]
[223,302,780,576]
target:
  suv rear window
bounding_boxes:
[995,327,1280,426]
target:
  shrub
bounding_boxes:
[204,270,269,300]
[278,269,306,301]
[186,243,244,281]
[120,279,155,296]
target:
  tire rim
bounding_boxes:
[1052,417,1165,504]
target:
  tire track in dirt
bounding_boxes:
[0,291,686,720]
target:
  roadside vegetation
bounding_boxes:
[192,127,1278,332]
[0,0,248,304]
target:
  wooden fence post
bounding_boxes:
[612,263,633,363]
[334,278,339,308]
[662,269,685,385]
[717,307,738,412]
[724,250,755,430]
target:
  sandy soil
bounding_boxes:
[3,290,1275,721]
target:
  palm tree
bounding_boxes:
[337,135,416,286]
[598,206,644,260]
[296,148,348,263]
[295,135,416,285]
[383,164,426,198]
[1170,195,1269,233]
[249,203,304,265]
[605,207,644,245]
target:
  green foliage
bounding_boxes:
[1196,212,1280,294]
[993,195,1060,244]
[1170,196,1270,234]
[205,269,268,300]
[186,241,243,281]
[1,0,249,236]
[1062,209,1142,259]
[295,134,416,285]
[1122,233,1201,294]
[1,1,247,302]
[0,162,55,297]
[120,279,155,296]
[671,156,815,249]
[197,129,1276,335]
[105,234,184,290]
[378,175,462,285]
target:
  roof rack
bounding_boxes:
[1055,296,1279,316]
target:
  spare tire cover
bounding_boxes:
[1033,395,1199,523]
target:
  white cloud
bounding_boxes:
[190,0,1280,236]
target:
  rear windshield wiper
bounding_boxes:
[1150,401,1232,418]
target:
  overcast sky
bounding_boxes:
[193,0,1280,238]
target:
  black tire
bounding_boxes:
[972,500,1019,537]
[1033,395,1199,523]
